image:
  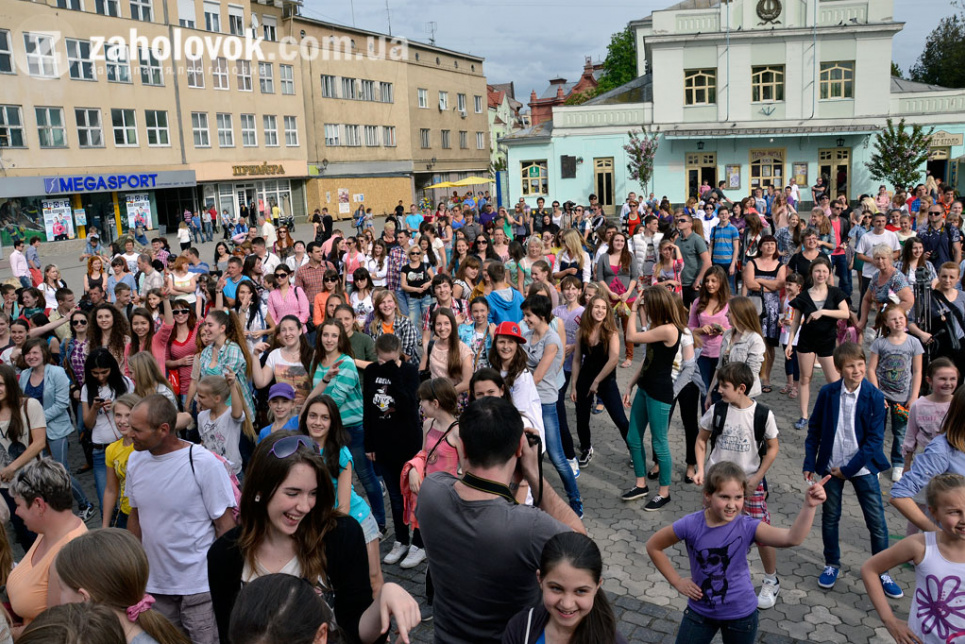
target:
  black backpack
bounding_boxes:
[709,401,772,465]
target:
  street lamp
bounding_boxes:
[697,141,705,150]
[836,137,845,147]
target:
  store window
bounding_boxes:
[749,148,785,190]
[521,160,548,196]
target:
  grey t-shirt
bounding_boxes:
[870,335,924,403]
[677,231,709,285]
[523,326,564,404]
[416,473,569,644]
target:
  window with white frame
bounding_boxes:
[237,60,252,91]
[95,0,119,16]
[321,75,337,98]
[75,108,103,148]
[57,0,83,9]
[203,2,220,32]
[364,125,379,146]
[457,93,466,113]
[66,39,95,81]
[0,31,11,74]
[130,0,152,21]
[418,88,428,108]
[751,65,784,102]
[263,15,277,41]
[36,107,66,148]
[228,4,244,35]
[0,106,25,148]
[284,116,298,146]
[441,129,450,149]
[259,62,273,93]
[360,79,375,101]
[476,132,485,149]
[474,95,482,113]
[145,109,169,146]
[240,113,256,146]
[187,56,204,88]
[111,108,138,146]
[139,48,163,85]
[106,44,131,83]
[459,130,467,149]
[684,68,716,105]
[191,112,209,147]
[820,61,855,100]
[380,82,393,103]
[178,0,195,27]
[344,124,360,146]
[420,128,430,148]
[324,123,340,146]
[263,115,278,146]
[216,113,233,147]
[213,57,229,90]
[280,64,294,94]
[24,33,56,78]
[439,91,449,110]
[383,126,396,147]
[341,77,356,99]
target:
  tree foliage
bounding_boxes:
[595,26,636,95]
[891,61,903,79]
[909,11,965,88]
[865,118,934,189]
[623,128,659,191]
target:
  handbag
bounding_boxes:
[419,339,435,382]
[168,368,181,395]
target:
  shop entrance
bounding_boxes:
[818,148,851,200]
[686,152,717,200]
[81,193,118,243]
[594,158,615,216]
[928,147,950,184]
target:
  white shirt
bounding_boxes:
[261,221,277,247]
[831,382,870,476]
[259,251,280,275]
[855,230,901,278]
[286,254,309,271]
[127,443,236,595]
[700,401,779,475]
[197,408,244,476]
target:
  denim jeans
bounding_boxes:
[628,389,672,486]
[885,400,908,467]
[406,293,431,328]
[574,376,629,453]
[541,403,581,511]
[676,607,758,644]
[203,221,213,242]
[830,252,852,299]
[47,436,90,509]
[394,289,409,317]
[784,345,800,380]
[697,355,719,392]
[821,473,889,567]
[345,423,386,528]
[555,372,576,460]
[191,226,203,244]
[93,448,107,518]
[18,275,32,290]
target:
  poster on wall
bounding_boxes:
[793,163,808,187]
[73,209,87,226]
[725,165,741,190]
[338,188,349,203]
[338,203,351,214]
[41,199,75,241]
[125,194,153,231]
[325,191,331,203]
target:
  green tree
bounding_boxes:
[891,61,903,79]
[909,11,965,88]
[595,26,636,95]
[865,118,934,189]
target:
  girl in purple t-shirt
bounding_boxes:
[646,462,830,644]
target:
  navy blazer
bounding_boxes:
[803,378,890,478]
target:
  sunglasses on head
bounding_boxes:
[268,435,319,459]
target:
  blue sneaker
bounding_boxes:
[818,565,839,589]
[880,574,903,599]
[572,501,584,520]
[794,417,809,430]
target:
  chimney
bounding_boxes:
[556,85,565,99]
[530,89,537,102]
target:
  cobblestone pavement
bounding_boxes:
[22,240,907,643]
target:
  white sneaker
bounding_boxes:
[400,545,427,569]
[892,466,904,482]
[568,458,580,478]
[383,541,408,565]
[757,577,780,609]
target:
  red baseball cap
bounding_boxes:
[494,321,526,344]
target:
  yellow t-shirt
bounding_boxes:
[105,438,135,515]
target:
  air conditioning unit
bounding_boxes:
[459,110,467,119]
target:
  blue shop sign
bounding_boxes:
[0,170,196,199]
[44,173,160,194]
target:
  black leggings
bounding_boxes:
[575,376,629,453]
[669,382,701,466]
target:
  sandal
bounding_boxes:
[779,384,792,395]
[789,387,798,399]
[761,384,773,394]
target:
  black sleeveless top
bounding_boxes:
[577,338,614,385]
[638,328,681,404]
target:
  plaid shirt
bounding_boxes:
[368,314,420,365]
[386,246,408,291]
[294,260,335,305]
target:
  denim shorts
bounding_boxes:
[360,513,381,544]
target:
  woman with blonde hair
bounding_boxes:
[53,528,189,644]
[553,228,591,284]
[128,351,176,406]
[166,257,198,306]
[705,296,767,403]
[366,289,420,365]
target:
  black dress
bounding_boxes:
[790,286,847,357]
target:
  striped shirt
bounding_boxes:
[312,353,364,426]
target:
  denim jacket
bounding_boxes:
[19,365,73,441]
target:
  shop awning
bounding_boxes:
[451,176,492,186]
[663,125,880,140]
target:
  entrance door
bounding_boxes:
[594,158,615,215]
[236,185,256,224]
[928,147,950,184]
[686,152,718,199]
[818,148,851,200]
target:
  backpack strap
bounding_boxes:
[708,401,729,453]
[753,403,772,462]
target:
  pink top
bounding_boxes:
[152,323,173,377]
[268,286,310,325]
[688,301,731,358]
[167,324,199,387]
[902,398,951,457]
[426,422,460,477]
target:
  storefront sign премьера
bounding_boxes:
[232,163,287,177]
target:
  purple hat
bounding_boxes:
[268,383,296,400]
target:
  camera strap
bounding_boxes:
[461,473,518,505]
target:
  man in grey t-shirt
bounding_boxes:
[675,215,711,307]
[416,397,584,644]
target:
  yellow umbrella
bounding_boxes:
[423,181,456,189]
[451,176,492,186]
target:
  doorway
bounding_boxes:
[686,152,717,200]
[928,147,950,184]
[594,157,615,215]
[818,148,851,200]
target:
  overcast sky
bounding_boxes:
[301,0,953,102]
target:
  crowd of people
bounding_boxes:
[0,177,962,644]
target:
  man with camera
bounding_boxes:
[417,396,585,644]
